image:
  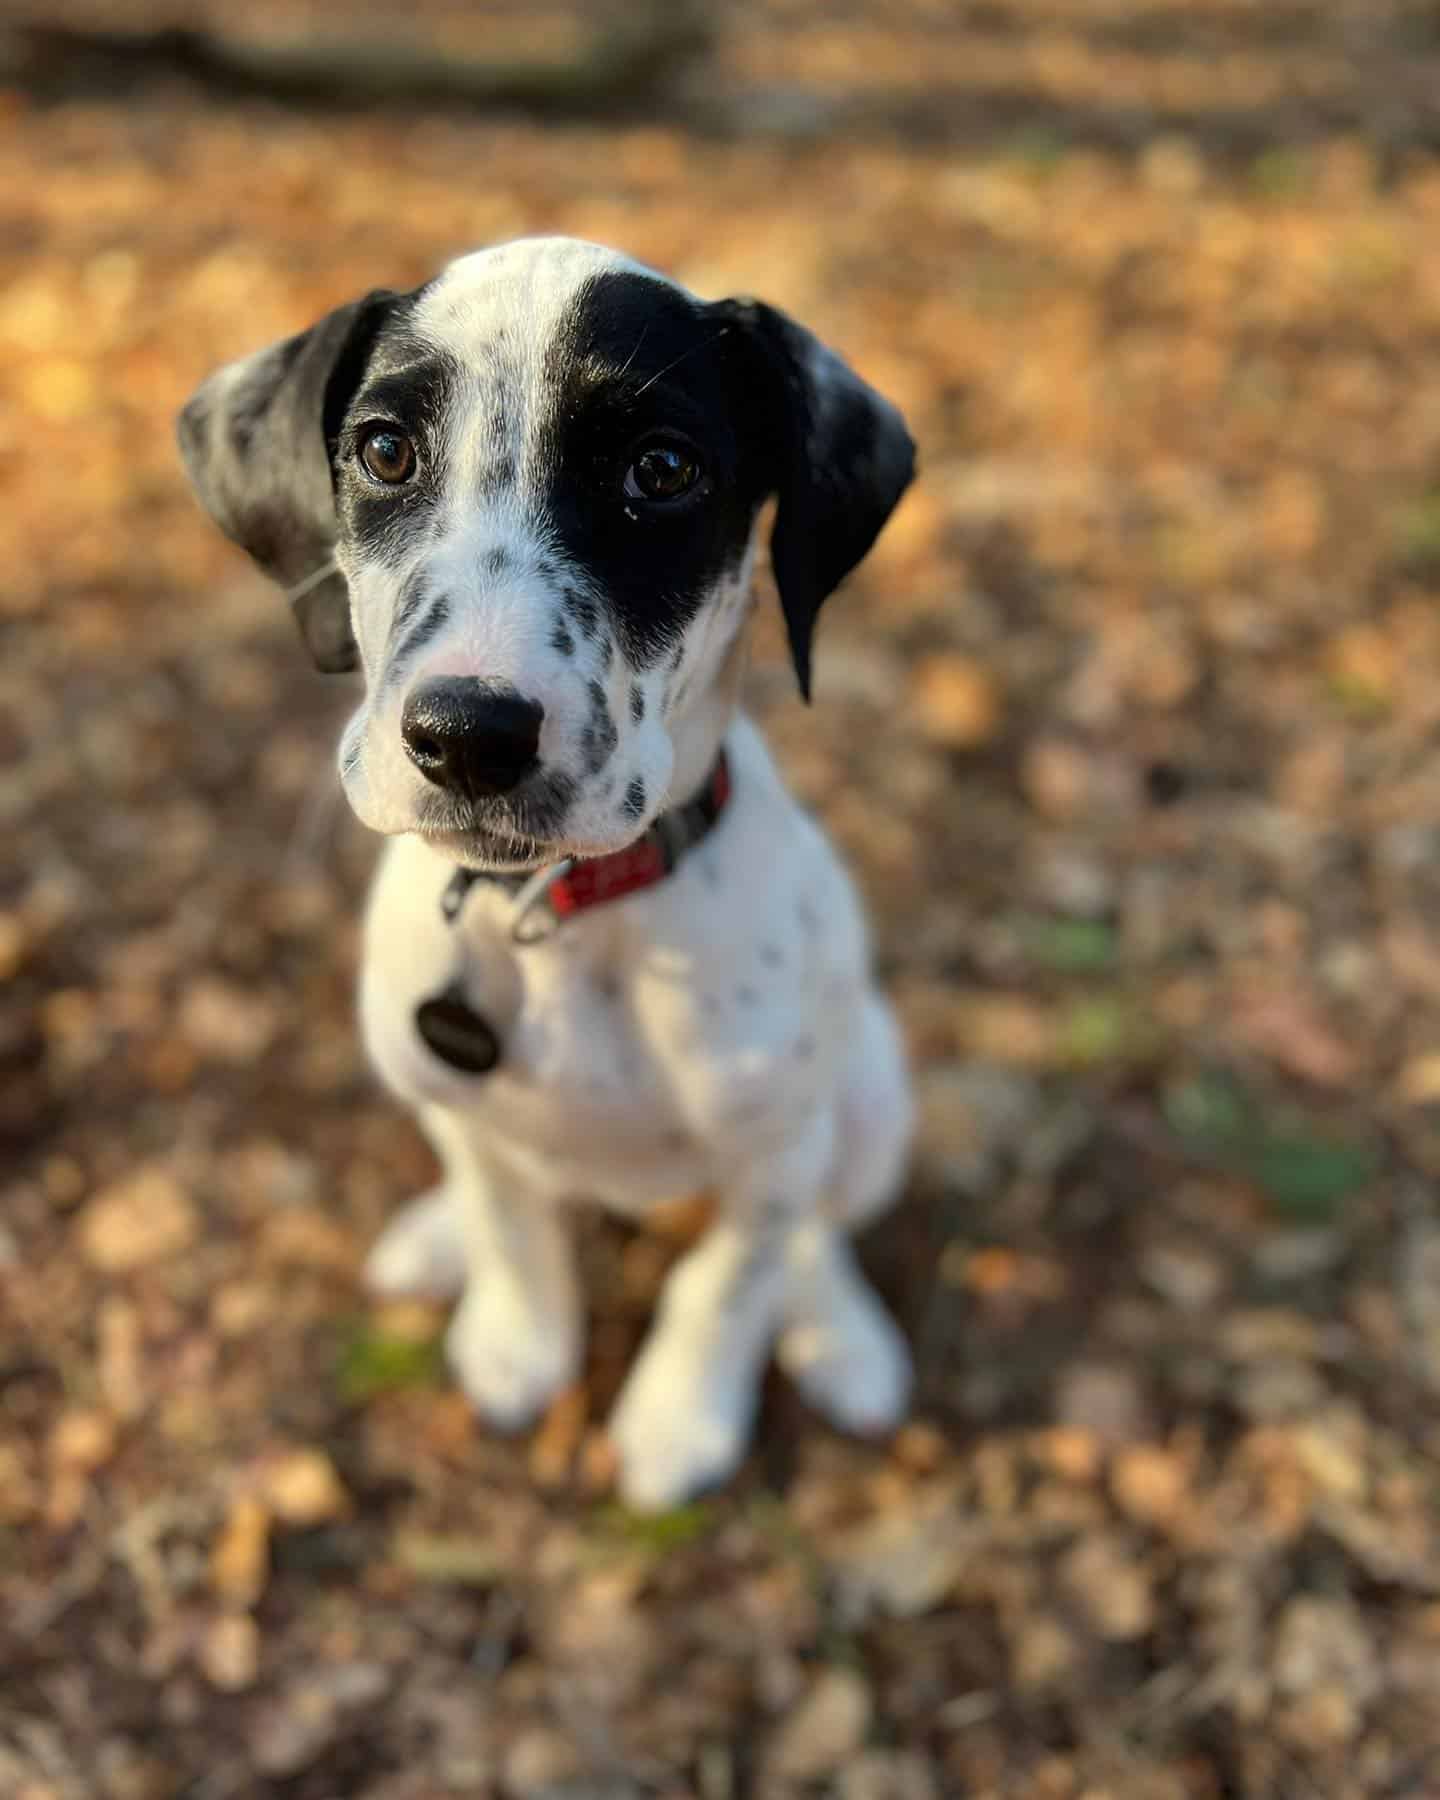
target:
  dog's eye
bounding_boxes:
[623,442,702,504]
[359,426,417,485]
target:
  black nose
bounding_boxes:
[400,678,543,799]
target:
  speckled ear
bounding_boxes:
[175,291,396,673]
[713,298,916,700]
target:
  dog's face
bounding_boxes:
[179,238,914,871]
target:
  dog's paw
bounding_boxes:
[607,1348,756,1512]
[364,1189,466,1298]
[446,1283,575,1433]
[778,1282,912,1437]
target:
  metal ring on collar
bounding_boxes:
[509,859,575,945]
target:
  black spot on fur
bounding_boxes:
[390,596,451,682]
[484,546,510,576]
[629,684,645,724]
[478,455,516,494]
[535,556,558,581]
[622,777,646,820]
[580,679,618,774]
[566,589,600,639]
[388,570,428,646]
[599,636,615,672]
[550,620,576,658]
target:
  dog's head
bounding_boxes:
[178,237,914,871]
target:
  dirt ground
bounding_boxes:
[8,3,1440,1796]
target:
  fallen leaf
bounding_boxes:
[764,1667,872,1783]
[78,1167,197,1272]
[210,1496,271,1609]
[261,1448,351,1526]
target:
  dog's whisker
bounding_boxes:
[630,328,730,398]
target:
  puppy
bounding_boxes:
[178,237,917,1508]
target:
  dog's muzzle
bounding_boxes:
[400,677,543,801]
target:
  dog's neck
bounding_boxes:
[667,631,747,805]
[664,545,758,806]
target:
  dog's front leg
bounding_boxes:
[401,1108,581,1432]
[609,1110,836,1510]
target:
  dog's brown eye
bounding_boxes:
[623,443,701,503]
[359,426,416,485]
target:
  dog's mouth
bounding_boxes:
[419,824,556,874]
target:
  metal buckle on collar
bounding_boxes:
[509,859,575,945]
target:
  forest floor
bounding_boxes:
[7,3,1440,1796]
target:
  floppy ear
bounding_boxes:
[175,291,395,673]
[714,298,916,699]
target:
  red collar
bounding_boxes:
[441,752,733,943]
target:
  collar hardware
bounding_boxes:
[437,750,733,945]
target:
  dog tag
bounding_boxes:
[414,983,501,1074]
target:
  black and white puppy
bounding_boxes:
[179,237,917,1508]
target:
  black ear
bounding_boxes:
[714,298,916,699]
[175,291,396,673]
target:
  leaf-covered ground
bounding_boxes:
[7,3,1440,1795]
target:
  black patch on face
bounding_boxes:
[537,271,772,668]
[484,545,510,576]
[622,777,646,820]
[580,679,617,775]
[333,343,456,568]
[629,684,645,724]
[550,620,576,658]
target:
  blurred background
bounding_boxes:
[6,2,1440,1795]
